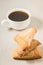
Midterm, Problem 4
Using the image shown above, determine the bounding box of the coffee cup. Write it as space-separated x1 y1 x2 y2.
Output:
1 8 31 30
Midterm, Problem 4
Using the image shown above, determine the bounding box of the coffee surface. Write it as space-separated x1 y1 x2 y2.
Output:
8 11 29 21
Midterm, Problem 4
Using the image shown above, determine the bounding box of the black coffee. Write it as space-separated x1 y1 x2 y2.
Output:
8 11 29 21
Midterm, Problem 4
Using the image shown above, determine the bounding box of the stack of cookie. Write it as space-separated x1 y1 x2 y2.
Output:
11 28 42 60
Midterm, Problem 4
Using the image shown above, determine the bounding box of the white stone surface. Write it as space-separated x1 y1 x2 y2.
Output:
0 0 43 65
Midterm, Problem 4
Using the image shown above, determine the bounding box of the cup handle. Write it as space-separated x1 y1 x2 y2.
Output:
1 19 9 27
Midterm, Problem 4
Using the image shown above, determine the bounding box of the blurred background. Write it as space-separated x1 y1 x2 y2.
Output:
0 0 43 23
0 0 43 65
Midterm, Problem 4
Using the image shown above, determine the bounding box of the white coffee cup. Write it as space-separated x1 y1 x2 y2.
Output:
1 8 31 30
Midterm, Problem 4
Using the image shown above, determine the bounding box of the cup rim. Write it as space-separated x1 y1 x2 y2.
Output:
7 8 31 23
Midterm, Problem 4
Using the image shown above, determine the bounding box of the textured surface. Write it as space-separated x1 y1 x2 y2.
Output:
0 0 43 65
